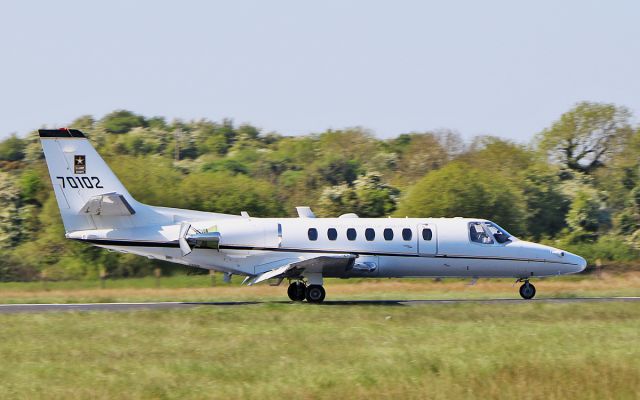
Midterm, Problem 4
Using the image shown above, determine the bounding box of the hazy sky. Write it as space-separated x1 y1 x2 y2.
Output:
1 1 638 142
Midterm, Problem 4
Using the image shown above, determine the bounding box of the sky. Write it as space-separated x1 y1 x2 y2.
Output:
1 0 639 142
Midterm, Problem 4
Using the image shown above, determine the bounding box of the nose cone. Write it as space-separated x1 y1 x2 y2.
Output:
545 245 587 274
572 254 588 273
556 250 587 274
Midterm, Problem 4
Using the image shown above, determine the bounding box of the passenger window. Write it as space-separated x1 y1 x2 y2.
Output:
308 228 318 241
383 228 394 241
469 222 493 244
347 228 357 241
402 228 412 241
327 228 337 241
365 228 375 241
422 228 432 241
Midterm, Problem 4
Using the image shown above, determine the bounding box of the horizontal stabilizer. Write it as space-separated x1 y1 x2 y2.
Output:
79 192 136 216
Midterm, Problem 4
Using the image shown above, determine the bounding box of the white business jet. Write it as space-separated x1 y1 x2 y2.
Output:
39 129 586 302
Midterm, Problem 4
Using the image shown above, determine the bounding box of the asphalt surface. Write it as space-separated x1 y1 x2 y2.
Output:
0 297 639 313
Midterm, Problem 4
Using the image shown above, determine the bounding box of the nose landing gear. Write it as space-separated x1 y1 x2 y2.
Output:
519 280 536 300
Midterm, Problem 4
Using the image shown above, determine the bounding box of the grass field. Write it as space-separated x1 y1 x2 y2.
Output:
0 272 639 304
1 274 639 399
0 302 639 399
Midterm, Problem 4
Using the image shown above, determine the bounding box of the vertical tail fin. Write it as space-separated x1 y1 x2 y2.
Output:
39 129 164 232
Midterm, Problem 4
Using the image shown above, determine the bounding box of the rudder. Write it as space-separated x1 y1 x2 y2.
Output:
39 128 163 232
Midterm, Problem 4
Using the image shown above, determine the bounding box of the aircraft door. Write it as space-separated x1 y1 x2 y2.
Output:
417 224 437 255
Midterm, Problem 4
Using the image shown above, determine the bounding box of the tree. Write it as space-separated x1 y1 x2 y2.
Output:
19 169 44 205
538 102 632 174
353 173 400 217
317 172 399 217
2 106 638 281
521 165 570 239
201 158 249 175
0 134 26 161
317 183 357 217
113 127 170 156
395 162 526 235
393 133 448 181
388 130 464 186
314 157 361 186
566 191 602 236
616 186 640 235
316 129 376 163
459 136 536 176
592 126 640 212
100 110 146 134
70 115 95 131
0 172 22 247
178 172 283 216
109 156 183 208
264 137 317 176
191 120 235 156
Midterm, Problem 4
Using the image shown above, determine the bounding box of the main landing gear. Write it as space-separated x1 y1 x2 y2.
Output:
519 280 536 300
287 281 306 301
287 281 326 303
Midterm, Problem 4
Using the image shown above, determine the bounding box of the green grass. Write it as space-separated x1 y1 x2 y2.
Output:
0 272 639 304
0 273 601 292
0 274 218 291
0 302 638 399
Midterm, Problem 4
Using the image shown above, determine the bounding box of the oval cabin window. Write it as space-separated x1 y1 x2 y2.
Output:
327 228 337 241
402 228 412 241
383 228 394 241
422 228 432 241
365 228 375 241
346 228 357 241
308 228 318 241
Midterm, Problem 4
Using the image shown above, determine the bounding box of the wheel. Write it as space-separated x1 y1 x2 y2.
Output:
305 285 326 303
519 281 536 300
287 281 306 301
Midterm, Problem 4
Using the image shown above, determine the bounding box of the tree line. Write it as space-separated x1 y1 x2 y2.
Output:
0 102 639 280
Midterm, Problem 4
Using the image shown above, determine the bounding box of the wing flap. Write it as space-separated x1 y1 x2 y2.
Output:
251 263 295 285
247 254 356 285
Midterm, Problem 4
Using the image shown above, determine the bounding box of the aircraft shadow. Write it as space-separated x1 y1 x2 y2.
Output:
182 297 640 307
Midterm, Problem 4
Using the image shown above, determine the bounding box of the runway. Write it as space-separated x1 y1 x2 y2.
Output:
0 296 639 313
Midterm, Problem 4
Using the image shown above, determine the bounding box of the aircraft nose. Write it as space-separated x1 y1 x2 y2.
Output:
562 252 587 273
574 255 587 273
549 247 587 274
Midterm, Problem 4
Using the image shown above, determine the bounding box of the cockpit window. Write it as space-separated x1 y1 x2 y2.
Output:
485 222 512 244
469 222 494 244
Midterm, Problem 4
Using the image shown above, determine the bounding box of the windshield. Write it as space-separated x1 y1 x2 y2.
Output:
469 222 494 244
484 222 513 244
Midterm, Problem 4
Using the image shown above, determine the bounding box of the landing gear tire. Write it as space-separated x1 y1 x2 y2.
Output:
287 281 306 302
519 281 536 300
305 285 326 303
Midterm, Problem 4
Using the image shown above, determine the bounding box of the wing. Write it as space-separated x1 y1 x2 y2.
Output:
246 254 356 285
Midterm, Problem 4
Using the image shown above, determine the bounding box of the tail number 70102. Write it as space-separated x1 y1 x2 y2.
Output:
56 176 104 189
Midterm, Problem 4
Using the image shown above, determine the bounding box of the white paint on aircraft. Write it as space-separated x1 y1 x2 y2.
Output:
38 129 587 302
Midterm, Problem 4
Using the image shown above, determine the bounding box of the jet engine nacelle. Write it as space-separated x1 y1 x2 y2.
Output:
216 220 282 249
